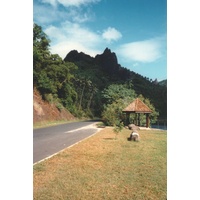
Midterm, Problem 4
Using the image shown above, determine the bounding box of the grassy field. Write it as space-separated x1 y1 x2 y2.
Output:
33 127 167 200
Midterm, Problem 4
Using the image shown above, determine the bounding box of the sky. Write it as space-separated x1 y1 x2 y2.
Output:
33 0 167 81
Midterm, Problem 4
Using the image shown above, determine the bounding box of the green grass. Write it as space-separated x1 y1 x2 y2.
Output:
33 128 167 200
33 119 84 129
33 118 101 129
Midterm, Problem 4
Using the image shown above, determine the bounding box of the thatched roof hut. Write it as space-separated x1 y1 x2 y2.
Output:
123 98 152 113
123 98 152 127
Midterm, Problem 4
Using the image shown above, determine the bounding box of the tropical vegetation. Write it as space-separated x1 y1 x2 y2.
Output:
33 23 167 127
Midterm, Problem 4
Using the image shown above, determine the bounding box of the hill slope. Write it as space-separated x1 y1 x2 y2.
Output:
33 88 76 125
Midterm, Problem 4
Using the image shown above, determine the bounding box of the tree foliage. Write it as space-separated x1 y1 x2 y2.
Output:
102 84 136 104
101 84 159 127
101 84 136 126
135 94 159 126
33 23 78 112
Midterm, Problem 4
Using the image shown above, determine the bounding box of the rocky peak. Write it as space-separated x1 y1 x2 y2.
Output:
103 47 112 54
64 48 120 76
94 48 119 74
64 50 93 63
95 48 118 64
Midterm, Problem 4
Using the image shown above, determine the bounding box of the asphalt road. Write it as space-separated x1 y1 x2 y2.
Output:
33 120 100 164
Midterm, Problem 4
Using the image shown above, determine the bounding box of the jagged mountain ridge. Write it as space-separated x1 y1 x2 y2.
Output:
64 47 166 85
64 48 138 83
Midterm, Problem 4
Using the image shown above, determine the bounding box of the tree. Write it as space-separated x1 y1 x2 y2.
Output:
87 84 98 110
102 99 126 126
101 84 159 127
33 23 78 114
101 84 137 126
136 94 159 125
102 84 136 105
33 23 51 73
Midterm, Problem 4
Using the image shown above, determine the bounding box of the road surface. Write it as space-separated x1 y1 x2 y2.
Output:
33 120 100 164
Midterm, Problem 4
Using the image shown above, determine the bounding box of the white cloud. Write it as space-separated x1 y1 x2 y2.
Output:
68 8 92 23
44 21 103 58
34 1 95 25
41 0 101 7
117 37 165 63
33 4 60 24
102 27 122 42
41 0 57 7
61 21 100 44
50 41 100 58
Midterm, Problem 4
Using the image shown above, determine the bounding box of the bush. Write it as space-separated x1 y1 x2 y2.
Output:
56 102 64 111
101 99 126 126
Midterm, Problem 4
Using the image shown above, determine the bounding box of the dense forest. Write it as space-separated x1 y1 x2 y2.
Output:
33 23 167 127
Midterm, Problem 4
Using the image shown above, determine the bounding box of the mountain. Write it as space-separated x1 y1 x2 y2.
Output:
64 48 139 84
64 48 167 120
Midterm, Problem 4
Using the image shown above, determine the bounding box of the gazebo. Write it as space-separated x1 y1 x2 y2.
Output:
122 98 152 128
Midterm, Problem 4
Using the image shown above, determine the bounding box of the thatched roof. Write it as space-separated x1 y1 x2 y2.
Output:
123 98 152 113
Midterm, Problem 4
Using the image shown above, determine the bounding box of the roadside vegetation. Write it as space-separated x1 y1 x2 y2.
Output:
34 127 167 200
33 120 75 129
33 119 89 129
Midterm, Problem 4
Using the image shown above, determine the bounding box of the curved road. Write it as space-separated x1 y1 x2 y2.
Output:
33 120 100 164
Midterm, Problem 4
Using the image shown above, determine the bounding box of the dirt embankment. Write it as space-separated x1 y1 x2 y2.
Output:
33 88 76 124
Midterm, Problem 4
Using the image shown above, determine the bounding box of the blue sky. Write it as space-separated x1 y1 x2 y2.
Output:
33 0 167 81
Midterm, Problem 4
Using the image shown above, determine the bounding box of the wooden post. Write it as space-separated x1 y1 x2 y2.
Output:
126 112 130 125
134 113 137 125
138 113 140 126
146 113 150 128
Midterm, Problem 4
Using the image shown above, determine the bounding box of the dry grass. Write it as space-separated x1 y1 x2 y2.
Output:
33 127 167 200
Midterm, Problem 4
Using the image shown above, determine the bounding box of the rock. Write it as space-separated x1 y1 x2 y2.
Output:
129 132 140 141
128 124 140 132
